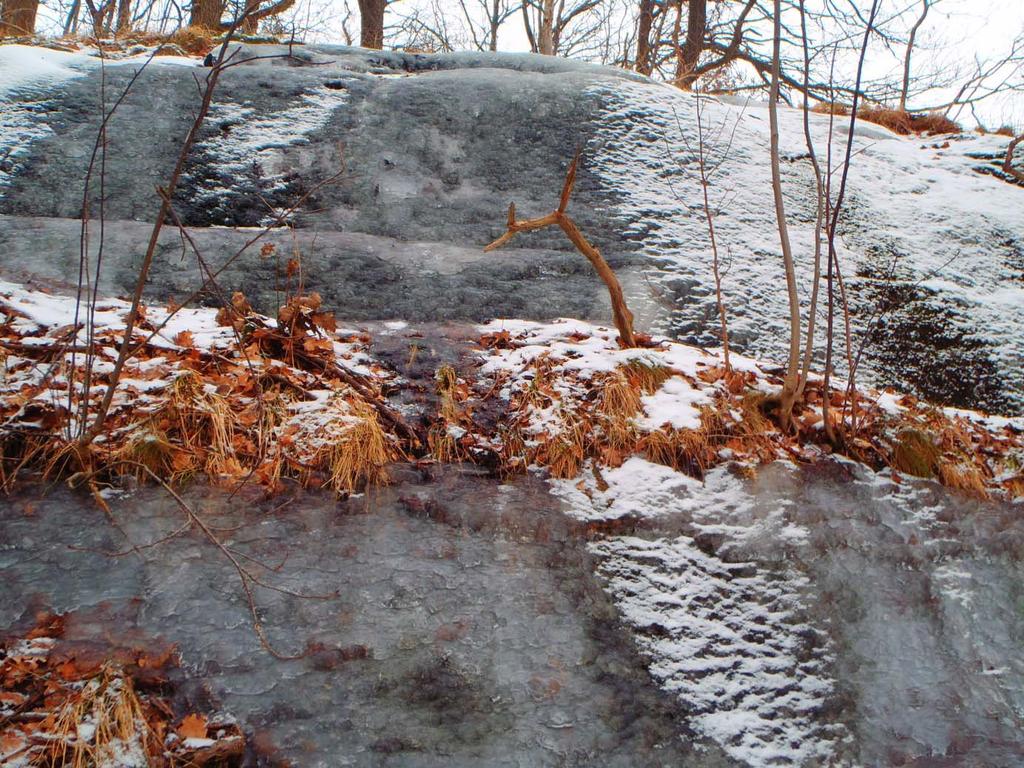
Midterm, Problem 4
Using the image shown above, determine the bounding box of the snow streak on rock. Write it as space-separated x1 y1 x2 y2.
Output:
188 83 351 221
0 46 88 193
590 533 851 767
585 78 1024 414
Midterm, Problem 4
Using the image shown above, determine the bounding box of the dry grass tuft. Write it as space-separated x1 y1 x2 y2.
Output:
118 428 175 480
46 665 151 768
435 364 460 422
166 26 217 54
892 428 941 478
637 406 720 477
161 370 237 477
639 428 675 467
812 101 849 116
544 417 590 479
731 391 777 460
622 359 672 394
937 462 989 499
323 402 394 492
812 102 960 135
428 423 461 464
859 107 960 135
497 425 527 476
599 371 642 422
1004 474 1024 499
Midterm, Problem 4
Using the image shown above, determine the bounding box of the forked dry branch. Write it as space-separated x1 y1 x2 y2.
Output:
484 154 637 348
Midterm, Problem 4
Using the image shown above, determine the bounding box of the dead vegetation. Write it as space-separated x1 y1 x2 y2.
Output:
0 287 417 497
812 102 961 135
0 614 246 767
484 153 640 349
448 323 1024 501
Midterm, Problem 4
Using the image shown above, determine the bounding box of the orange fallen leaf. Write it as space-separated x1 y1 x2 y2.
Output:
1 731 26 757
178 713 207 740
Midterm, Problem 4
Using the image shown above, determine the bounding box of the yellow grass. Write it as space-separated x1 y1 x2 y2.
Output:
47 665 151 768
622 359 672 394
323 402 394 492
892 428 941 478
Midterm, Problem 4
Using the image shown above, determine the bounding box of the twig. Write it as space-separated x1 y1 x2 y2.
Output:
74 459 334 659
484 152 637 348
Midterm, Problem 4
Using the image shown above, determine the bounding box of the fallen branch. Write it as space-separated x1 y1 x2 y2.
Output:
484 153 637 348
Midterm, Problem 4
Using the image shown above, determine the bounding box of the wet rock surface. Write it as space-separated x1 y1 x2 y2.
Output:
0 467 736 768
0 46 636 326
4 453 1024 765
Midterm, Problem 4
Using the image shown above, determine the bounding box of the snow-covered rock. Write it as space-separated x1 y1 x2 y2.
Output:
0 43 1021 414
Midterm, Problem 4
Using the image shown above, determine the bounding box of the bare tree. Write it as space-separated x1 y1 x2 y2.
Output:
84 0 117 35
1 0 41 35
634 0 655 73
458 0 519 51
358 0 386 46
675 0 708 88
794 0 825 410
898 0 938 111
693 94 732 369
767 0 800 430
190 0 224 28
538 0 554 53
521 0 604 56
116 0 133 31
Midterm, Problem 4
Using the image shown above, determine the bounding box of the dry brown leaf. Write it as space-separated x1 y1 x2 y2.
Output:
1 731 26 756
174 330 194 348
178 713 208 740
311 311 337 333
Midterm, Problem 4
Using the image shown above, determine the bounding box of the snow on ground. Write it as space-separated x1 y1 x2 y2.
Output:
478 317 772 442
586 78 1024 414
475 316 1023 765
0 45 90 191
0 281 387 467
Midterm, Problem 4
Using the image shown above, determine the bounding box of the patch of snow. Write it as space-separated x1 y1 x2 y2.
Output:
550 456 701 522
0 45 91 98
189 82 353 211
590 533 851 765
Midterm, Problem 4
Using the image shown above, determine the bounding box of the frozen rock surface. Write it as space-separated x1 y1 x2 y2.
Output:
3 455 1024 766
0 466 734 768
0 43 1022 412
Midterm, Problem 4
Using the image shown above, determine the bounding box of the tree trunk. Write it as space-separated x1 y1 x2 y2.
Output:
538 0 555 55
189 0 223 28
899 0 930 112
357 0 385 48
487 0 500 51
635 0 654 75
63 0 82 34
0 0 40 36
115 0 132 32
768 0 802 431
675 0 705 89
242 0 259 32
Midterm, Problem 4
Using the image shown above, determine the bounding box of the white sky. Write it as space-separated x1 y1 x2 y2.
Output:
31 0 1024 126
